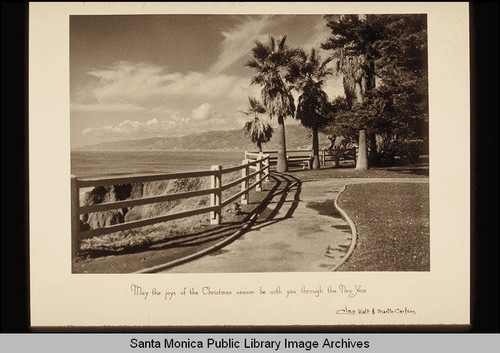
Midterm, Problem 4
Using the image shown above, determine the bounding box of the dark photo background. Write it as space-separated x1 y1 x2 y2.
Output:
469 2 499 333
1 2 498 332
2 1 29 333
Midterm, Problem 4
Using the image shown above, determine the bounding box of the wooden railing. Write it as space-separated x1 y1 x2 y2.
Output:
246 150 315 169
320 147 357 165
246 149 315 156
71 155 270 257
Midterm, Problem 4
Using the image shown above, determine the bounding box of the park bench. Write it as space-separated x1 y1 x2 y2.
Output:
286 155 314 169
266 155 313 169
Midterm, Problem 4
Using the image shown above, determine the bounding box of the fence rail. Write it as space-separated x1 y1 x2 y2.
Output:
245 150 314 169
247 149 358 167
71 155 270 257
320 147 357 165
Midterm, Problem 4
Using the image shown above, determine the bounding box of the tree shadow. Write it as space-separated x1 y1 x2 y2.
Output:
250 172 302 231
389 167 429 176
134 177 286 251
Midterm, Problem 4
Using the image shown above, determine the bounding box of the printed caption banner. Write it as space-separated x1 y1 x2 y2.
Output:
2 334 500 352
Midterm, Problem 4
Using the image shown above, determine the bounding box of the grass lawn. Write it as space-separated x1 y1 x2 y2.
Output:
337 182 430 271
289 163 429 182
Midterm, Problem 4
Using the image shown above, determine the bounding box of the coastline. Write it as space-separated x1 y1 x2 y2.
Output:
71 147 318 153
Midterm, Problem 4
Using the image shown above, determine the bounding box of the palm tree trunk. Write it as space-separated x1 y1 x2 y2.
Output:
355 80 369 170
334 155 340 168
369 132 378 166
312 125 320 169
356 129 369 170
276 116 288 172
257 141 262 152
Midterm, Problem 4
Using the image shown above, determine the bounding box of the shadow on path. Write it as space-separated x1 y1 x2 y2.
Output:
251 172 302 231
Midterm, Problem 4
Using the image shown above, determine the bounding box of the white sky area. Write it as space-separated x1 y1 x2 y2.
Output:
70 15 344 148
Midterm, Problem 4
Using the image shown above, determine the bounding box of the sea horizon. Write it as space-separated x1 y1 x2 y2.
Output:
71 149 248 178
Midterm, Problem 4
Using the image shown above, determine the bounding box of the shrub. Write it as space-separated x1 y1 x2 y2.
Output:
378 138 427 165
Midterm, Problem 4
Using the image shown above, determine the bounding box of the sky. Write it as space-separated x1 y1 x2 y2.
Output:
70 15 344 148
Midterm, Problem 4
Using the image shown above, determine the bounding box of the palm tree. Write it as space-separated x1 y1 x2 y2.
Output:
322 15 377 170
246 35 296 172
288 48 333 169
241 97 273 152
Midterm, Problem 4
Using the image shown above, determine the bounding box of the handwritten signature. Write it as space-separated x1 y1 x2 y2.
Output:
336 307 417 315
336 307 356 315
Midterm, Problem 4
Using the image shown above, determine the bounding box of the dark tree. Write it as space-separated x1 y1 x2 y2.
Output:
322 14 428 167
322 14 378 169
288 48 333 169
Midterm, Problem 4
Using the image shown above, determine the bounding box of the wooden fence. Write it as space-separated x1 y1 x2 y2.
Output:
71 155 270 257
245 150 314 169
320 147 357 166
247 148 359 168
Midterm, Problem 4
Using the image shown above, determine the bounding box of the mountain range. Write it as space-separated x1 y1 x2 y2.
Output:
75 124 332 151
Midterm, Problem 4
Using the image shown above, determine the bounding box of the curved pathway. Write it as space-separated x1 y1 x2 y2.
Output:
162 174 428 273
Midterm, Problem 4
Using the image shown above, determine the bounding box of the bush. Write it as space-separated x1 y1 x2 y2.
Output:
400 140 427 164
378 139 427 165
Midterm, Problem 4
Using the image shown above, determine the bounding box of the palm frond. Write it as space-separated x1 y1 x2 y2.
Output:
242 116 274 145
251 41 270 61
278 35 288 51
245 59 262 70
238 110 251 116
250 75 264 85
246 35 297 121
269 36 276 52
319 56 334 73
248 97 267 114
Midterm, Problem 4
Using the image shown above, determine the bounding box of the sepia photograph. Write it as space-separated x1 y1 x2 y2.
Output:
29 2 470 327
70 14 429 274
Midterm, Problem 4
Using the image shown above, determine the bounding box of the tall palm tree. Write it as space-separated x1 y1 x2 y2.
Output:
241 97 273 152
322 14 377 170
288 48 333 169
246 35 296 172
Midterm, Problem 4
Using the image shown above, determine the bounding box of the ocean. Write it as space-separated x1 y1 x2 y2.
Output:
71 150 246 178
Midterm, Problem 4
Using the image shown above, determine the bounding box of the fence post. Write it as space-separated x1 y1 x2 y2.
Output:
256 152 263 191
263 154 270 181
210 165 222 225
241 159 249 205
71 175 80 260
321 148 325 166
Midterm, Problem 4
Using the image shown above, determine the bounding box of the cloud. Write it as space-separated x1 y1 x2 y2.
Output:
82 117 160 137
300 18 332 52
210 16 272 74
71 102 146 112
191 103 212 121
72 16 345 147
146 118 158 126
81 103 249 140
72 61 258 112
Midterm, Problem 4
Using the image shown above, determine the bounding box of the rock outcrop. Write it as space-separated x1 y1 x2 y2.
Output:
80 178 212 231
81 183 144 229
